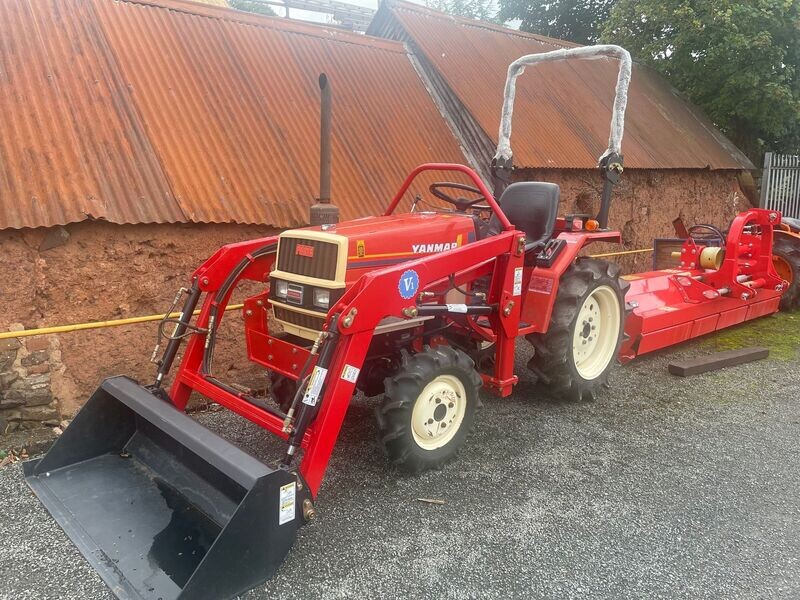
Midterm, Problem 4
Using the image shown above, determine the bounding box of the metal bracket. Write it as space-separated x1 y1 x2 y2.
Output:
341 307 357 328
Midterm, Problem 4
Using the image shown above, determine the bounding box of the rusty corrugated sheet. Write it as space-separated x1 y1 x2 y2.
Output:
371 1 754 171
0 0 184 230
0 0 467 230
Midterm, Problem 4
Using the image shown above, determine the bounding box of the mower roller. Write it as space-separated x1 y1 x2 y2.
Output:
26 46 794 599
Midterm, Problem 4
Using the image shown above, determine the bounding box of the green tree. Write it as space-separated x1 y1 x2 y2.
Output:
426 0 499 22
602 0 800 162
229 0 277 17
498 0 617 44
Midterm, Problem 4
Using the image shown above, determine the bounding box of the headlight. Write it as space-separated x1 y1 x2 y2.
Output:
274 280 288 298
313 288 330 309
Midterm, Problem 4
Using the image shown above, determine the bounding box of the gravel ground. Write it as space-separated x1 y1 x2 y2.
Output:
1 316 799 600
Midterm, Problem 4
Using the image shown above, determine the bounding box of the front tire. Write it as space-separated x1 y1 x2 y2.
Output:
526 258 628 401
377 346 481 472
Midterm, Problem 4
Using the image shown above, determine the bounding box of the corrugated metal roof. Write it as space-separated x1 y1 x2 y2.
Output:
370 1 754 171
0 0 466 230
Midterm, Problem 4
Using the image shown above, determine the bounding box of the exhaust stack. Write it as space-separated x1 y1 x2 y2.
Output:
310 73 339 226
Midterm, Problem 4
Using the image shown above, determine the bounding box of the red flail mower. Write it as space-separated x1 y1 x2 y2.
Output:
25 46 798 600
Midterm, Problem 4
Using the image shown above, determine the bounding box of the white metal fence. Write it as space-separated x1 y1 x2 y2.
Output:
761 152 800 218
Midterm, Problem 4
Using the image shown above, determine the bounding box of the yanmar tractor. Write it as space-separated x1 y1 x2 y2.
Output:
25 46 792 600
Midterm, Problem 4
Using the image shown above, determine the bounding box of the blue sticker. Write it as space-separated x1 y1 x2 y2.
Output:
398 269 420 300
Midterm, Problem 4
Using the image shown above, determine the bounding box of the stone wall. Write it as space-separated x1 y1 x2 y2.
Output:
0 168 750 428
0 330 62 433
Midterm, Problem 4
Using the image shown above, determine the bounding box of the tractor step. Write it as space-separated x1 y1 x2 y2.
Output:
25 376 309 600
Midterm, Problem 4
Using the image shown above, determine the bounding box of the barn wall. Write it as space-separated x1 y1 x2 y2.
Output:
0 167 750 429
516 168 751 271
0 222 279 432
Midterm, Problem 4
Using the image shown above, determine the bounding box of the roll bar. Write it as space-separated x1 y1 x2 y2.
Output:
385 163 514 231
491 45 632 228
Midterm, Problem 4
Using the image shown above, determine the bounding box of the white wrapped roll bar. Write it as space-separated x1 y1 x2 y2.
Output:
494 44 632 166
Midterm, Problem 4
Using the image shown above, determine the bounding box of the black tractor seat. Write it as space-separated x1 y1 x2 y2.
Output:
486 182 560 264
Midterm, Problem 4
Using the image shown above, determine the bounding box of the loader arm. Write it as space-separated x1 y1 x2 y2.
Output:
299 227 526 489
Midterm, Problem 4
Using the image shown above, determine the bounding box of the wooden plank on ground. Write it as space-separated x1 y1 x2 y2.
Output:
668 347 770 377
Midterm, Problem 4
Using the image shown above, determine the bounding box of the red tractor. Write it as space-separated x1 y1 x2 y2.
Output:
25 46 790 600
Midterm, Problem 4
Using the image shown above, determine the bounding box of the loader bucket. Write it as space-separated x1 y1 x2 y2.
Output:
24 376 308 600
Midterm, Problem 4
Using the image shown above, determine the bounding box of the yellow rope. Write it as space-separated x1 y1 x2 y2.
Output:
0 304 244 340
588 247 654 258
0 247 657 341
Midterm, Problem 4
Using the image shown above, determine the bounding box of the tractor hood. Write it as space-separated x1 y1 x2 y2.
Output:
270 212 479 339
284 212 479 273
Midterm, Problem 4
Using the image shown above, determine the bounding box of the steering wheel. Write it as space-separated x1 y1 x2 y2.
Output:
429 182 491 212
688 224 726 247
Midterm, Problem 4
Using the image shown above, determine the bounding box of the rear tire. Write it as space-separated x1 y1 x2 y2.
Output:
377 346 481 472
773 234 800 310
526 258 628 401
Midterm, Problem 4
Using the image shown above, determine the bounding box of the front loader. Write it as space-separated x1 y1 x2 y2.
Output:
25 45 790 600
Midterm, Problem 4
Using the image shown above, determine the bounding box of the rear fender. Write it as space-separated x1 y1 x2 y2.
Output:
519 230 622 332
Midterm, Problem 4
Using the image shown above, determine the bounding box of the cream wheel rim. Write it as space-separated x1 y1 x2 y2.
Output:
410 374 467 450
572 285 621 380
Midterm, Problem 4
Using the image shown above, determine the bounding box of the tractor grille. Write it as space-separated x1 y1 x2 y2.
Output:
277 237 339 280
273 306 326 332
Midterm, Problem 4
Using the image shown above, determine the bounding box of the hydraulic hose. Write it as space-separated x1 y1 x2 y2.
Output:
202 242 277 374
152 282 201 389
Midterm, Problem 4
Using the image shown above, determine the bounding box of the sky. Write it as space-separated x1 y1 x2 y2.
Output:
272 0 414 24
270 0 512 32
273 0 494 27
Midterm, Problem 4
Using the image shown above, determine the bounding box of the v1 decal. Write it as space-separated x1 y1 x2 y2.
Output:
398 269 420 300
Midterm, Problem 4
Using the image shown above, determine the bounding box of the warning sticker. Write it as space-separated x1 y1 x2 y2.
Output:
302 366 328 406
279 482 296 525
529 275 554 294
446 304 468 313
513 267 524 296
341 364 360 383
